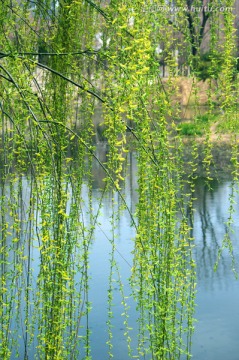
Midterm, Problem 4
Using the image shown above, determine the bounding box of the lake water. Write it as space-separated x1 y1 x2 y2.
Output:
192 179 239 360
2 151 239 359
72 169 239 360
88 172 239 359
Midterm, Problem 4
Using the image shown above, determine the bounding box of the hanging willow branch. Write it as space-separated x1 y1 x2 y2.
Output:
0 0 238 359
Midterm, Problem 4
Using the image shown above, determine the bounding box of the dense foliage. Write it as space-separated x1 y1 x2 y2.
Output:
0 0 238 359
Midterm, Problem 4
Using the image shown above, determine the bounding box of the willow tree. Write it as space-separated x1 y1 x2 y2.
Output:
0 0 237 359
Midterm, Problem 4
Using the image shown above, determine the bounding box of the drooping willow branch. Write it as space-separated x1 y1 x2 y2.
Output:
33 60 107 103
1 53 163 175
38 119 137 230
0 50 100 58
25 56 166 170
0 63 59 185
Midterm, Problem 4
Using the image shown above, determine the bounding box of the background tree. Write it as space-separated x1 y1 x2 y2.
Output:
0 1 238 359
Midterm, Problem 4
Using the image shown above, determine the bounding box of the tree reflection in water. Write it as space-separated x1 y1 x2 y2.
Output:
192 178 239 360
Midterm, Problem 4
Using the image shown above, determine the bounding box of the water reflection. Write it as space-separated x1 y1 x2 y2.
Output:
193 179 239 288
80 164 239 360
192 179 239 360
1 147 239 359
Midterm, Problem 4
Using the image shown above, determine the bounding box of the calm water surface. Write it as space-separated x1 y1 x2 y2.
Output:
4 152 239 359
192 180 239 360
88 176 239 359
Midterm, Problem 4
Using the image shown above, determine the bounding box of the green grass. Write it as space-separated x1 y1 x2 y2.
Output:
178 122 203 136
178 112 217 136
216 112 239 133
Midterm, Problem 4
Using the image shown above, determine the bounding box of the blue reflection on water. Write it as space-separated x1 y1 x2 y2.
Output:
85 177 239 359
192 179 239 360
4 169 239 359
